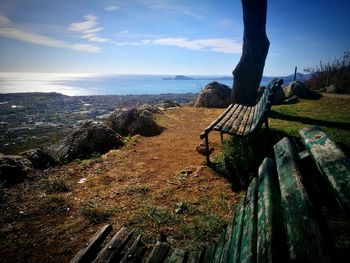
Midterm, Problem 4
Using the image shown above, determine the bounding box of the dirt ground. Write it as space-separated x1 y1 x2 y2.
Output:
0 106 240 263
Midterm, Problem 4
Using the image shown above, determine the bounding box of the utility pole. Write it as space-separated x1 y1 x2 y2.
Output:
293 66 297 81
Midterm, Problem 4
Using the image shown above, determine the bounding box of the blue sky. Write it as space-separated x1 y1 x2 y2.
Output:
0 0 349 76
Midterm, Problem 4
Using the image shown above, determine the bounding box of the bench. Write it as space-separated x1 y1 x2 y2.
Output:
199 79 284 165
299 125 350 216
72 129 349 263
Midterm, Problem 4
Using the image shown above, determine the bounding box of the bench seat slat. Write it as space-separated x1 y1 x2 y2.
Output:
221 104 244 133
237 106 253 135
243 104 256 136
274 137 330 263
228 106 248 134
214 104 239 130
299 125 350 215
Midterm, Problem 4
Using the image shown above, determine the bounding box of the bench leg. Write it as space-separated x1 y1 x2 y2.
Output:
264 118 269 131
204 133 211 166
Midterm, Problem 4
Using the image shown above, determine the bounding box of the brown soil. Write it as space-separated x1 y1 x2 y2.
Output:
0 106 241 263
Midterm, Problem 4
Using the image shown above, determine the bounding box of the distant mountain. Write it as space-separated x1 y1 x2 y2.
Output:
163 75 194 80
261 73 311 85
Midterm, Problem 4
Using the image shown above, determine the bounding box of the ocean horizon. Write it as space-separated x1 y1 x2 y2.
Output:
0 72 237 96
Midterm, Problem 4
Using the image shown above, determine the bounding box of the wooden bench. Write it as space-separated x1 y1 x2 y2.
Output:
299 125 350 216
199 79 284 164
72 131 349 262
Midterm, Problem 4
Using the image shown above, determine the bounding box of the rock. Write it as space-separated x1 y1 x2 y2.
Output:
0 155 33 185
139 104 161 114
283 81 321 99
194 82 231 108
326 84 336 93
21 148 57 170
106 107 163 136
283 96 299 104
52 121 123 162
157 100 180 109
272 86 286 105
196 142 214 155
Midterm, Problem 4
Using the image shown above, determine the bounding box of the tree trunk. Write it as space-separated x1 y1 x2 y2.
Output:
231 0 270 106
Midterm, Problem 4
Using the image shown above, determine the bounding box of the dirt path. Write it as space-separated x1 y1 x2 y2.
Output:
0 106 239 263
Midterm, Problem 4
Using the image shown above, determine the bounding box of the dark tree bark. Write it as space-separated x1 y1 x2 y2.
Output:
231 0 270 106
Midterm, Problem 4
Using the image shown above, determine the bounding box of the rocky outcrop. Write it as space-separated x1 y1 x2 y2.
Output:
52 121 123 162
271 86 287 105
106 107 163 136
284 81 321 99
194 82 231 108
0 155 33 185
157 100 180 110
21 148 57 170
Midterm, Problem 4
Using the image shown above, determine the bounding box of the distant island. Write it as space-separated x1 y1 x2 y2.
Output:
163 75 194 80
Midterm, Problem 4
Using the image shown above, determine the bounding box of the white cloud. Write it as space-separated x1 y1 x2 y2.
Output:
104 6 118 12
0 15 100 52
68 14 110 43
119 30 129 34
152 37 241 54
68 14 98 32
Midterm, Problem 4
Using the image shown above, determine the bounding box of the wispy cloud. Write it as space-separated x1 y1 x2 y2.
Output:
152 37 242 54
0 15 100 52
104 5 118 12
68 14 109 43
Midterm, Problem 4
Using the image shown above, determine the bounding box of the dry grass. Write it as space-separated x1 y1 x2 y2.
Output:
0 106 238 262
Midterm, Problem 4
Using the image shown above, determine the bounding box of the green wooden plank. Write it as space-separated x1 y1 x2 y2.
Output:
274 137 330 263
299 125 350 215
239 177 258 263
257 158 282 263
212 228 226 263
225 195 246 263
217 221 234 263
165 249 187 263
188 250 204 263
203 244 216 263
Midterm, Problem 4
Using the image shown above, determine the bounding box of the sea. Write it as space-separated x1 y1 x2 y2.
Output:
0 73 235 96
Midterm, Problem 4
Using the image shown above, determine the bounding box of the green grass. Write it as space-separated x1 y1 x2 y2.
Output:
79 200 117 224
270 97 350 150
42 176 71 194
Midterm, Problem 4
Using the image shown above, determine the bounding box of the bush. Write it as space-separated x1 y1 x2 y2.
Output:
215 130 268 189
43 176 71 194
304 51 350 93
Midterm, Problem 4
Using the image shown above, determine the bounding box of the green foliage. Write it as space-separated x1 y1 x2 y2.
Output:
215 131 268 189
304 51 350 93
79 200 117 224
122 185 150 196
41 195 70 214
43 176 71 194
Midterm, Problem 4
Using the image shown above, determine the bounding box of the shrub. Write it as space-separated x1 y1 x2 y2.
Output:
215 130 268 189
43 176 71 194
304 51 350 93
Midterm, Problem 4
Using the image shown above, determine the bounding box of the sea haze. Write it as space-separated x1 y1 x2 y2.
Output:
0 73 234 96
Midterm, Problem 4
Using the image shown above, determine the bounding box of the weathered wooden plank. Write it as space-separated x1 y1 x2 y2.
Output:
225 195 246 263
249 90 266 133
299 125 350 215
71 224 113 263
243 104 256 136
214 104 239 131
93 227 133 263
274 137 330 263
203 244 216 263
222 104 244 133
120 235 146 263
217 220 234 263
239 177 258 263
212 228 227 263
188 250 204 263
165 249 188 263
229 106 248 134
200 104 234 138
257 158 282 263
237 106 252 135
146 241 170 263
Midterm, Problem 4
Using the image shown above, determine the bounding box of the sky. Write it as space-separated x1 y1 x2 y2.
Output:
0 0 349 76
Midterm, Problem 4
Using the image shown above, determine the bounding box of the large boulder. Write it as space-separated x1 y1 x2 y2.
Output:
271 86 287 105
21 148 57 170
194 82 231 108
157 100 180 110
52 121 123 162
283 81 321 99
0 155 33 186
106 107 163 136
